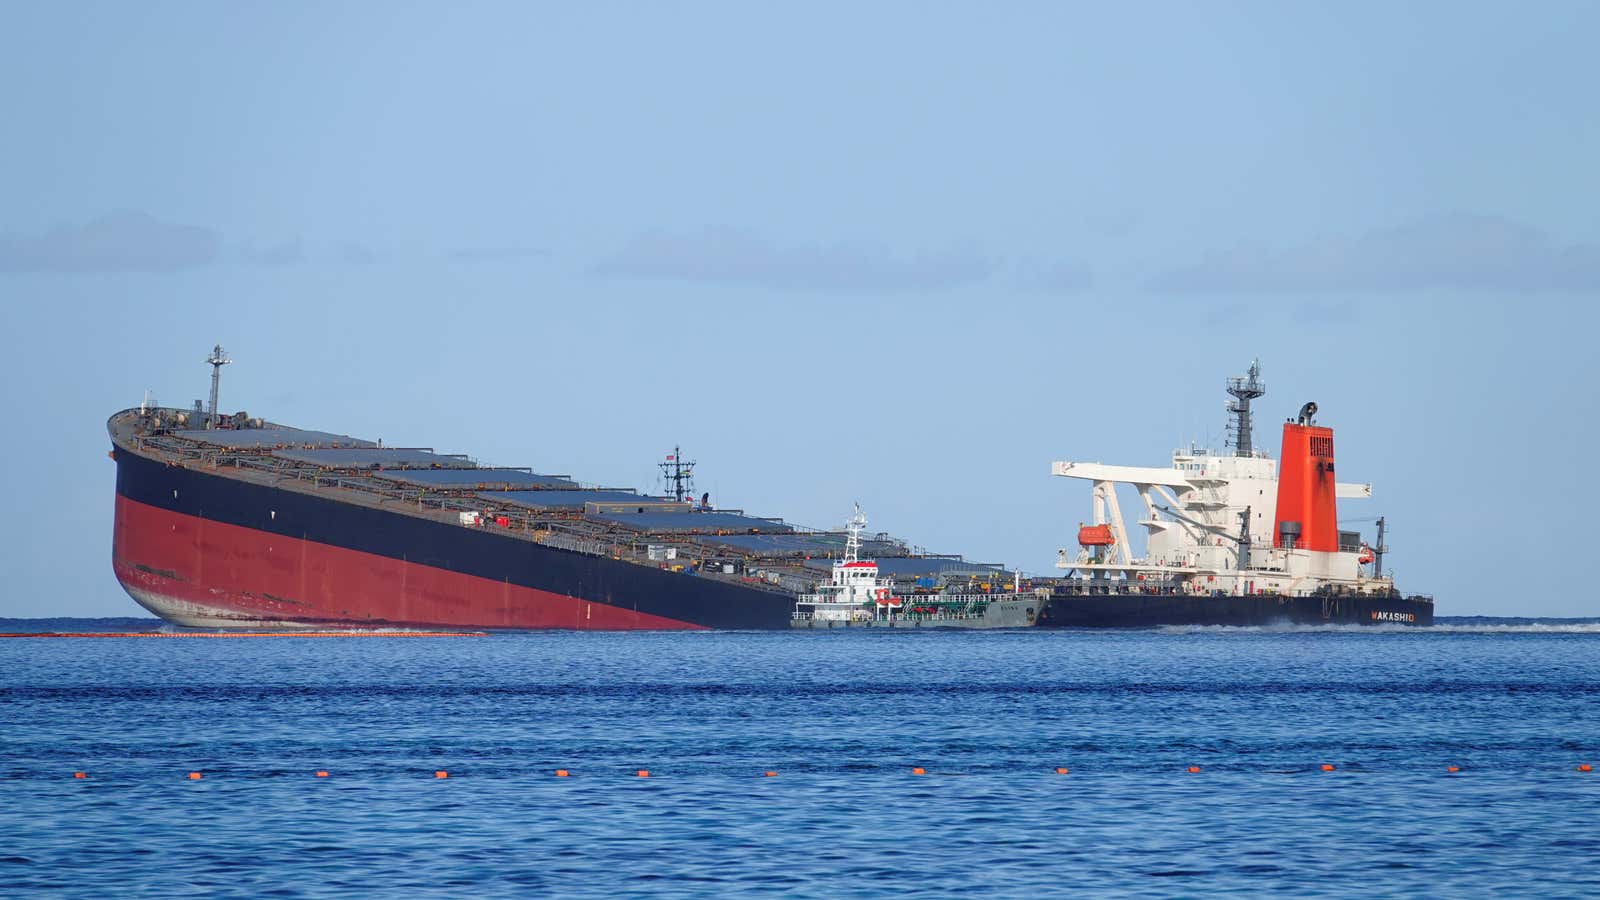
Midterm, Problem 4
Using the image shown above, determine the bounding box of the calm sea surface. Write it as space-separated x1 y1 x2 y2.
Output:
3 619 1599 897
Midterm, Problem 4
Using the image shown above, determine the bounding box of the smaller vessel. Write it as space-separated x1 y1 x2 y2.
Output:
791 505 1042 628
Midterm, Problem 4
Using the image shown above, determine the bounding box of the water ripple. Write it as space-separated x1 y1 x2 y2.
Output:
2 627 1598 896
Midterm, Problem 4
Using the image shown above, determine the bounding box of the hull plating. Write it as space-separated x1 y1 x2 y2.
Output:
110 450 794 630
1037 591 1434 627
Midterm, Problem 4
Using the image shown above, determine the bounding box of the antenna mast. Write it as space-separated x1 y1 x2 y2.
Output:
658 446 695 502
1372 516 1388 578
205 344 231 429
843 503 866 564
1225 358 1266 457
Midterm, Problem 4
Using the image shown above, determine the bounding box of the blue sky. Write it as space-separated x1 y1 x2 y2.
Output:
1 2 1596 617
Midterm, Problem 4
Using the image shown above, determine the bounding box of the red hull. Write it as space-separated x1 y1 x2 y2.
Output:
112 495 704 630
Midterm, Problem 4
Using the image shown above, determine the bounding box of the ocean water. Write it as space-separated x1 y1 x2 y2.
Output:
3 621 1599 897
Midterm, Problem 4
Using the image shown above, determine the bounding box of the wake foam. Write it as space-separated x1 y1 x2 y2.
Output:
1156 620 1600 635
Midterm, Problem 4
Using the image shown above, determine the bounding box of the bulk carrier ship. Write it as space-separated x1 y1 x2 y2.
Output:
108 349 1430 630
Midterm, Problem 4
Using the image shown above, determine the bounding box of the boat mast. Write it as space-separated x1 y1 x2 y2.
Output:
658 446 695 502
1372 515 1387 577
1226 359 1266 457
205 344 231 429
844 503 866 564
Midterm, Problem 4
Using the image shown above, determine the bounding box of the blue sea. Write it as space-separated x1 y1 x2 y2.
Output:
3 618 1599 897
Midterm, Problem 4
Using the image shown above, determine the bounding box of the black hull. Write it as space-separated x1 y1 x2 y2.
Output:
1037 591 1434 627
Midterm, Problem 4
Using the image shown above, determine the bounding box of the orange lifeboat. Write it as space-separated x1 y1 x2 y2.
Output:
1078 524 1115 546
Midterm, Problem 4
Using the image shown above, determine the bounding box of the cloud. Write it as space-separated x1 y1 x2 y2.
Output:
448 246 553 262
1151 213 1600 293
590 226 997 291
238 237 392 266
1289 299 1361 325
1013 257 1094 292
242 237 305 266
336 241 378 265
0 211 220 274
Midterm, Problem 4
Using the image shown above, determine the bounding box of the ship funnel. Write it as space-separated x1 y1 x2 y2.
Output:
1272 406 1337 552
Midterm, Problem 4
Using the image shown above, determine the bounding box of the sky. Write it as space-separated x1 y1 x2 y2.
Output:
1 1 1597 617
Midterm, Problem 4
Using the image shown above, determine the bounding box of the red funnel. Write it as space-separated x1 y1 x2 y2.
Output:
1273 422 1338 552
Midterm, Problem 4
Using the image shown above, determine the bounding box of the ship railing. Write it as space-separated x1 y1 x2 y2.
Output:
897 593 1018 607
747 572 815 595
791 610 874 622
535 531 616 557
791 609 990 623
1182 489 1228 508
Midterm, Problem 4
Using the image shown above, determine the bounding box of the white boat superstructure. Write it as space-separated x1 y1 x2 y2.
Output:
793 504 900 623
1052 361 1394 599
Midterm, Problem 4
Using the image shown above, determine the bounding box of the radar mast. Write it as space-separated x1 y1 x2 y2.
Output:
659 446 696 503
205 344 231 429
1225 359 1266 457
843 503 866 564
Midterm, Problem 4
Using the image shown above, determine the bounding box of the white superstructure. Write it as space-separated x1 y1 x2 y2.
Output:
794 504 899 623
1052 361 1392 599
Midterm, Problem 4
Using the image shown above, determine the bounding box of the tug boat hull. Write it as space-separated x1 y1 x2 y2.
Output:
790 596 1043 629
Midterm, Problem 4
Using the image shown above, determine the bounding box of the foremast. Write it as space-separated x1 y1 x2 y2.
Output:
842 502 866 564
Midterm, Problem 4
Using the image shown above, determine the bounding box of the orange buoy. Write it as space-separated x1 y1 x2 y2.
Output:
314 770 329 778
911 767 926 775
636 770 650 778
187 772 202 780
1187 766 1201 774
555 769 570 777
73 772 87 779
434 770 448 779
1446 766 1460 773
1054 767 1069 775
1579 764 1593 773
763 771 777 777
1319 764 1335 772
